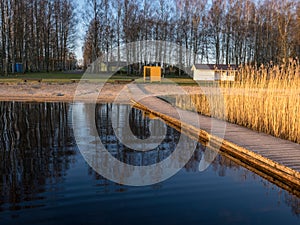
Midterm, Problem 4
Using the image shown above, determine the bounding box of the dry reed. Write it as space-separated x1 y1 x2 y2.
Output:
176 60 300 144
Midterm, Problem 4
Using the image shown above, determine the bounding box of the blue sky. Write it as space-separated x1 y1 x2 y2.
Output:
74 0 85 60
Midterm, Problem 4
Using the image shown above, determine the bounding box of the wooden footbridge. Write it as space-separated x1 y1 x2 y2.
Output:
128 84 300 195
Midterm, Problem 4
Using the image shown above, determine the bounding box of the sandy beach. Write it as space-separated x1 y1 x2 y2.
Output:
0 82 203 103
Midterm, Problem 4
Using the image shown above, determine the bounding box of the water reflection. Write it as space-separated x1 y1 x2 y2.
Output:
76 103 203 185
0 102 299 221
0 102 76 211
95 103 181 166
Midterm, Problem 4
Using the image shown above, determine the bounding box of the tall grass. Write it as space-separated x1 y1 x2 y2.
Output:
176 60 300 144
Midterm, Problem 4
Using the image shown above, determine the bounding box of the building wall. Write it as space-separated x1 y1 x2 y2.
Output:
219 71 235 81
193 69 235 81
144 66 161 82
214 71 223 80
193 69 215 81
150 67 162 82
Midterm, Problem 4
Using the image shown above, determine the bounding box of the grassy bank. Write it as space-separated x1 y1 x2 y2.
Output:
0 71 198 85
0 71 84 83
0 71 140 83
176 60 300 144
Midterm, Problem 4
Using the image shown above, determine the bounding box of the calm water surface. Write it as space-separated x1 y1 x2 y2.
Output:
0 102 300 225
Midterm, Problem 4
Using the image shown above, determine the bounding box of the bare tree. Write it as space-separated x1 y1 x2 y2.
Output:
0 0 76 75
81 0 300 71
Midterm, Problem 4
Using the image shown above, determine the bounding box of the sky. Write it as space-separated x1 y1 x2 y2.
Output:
74 0 86 60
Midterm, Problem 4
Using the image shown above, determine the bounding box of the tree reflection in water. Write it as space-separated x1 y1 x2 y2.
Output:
95 103 181 166
0 102 299 217
0 102 76 211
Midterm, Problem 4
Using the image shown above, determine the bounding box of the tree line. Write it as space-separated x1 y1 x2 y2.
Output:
0 0 77 76
83 0 300 69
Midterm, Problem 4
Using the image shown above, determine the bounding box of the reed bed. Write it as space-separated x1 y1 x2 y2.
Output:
176 60 300 144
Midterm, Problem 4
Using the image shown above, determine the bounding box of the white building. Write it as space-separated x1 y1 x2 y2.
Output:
192 64 237 81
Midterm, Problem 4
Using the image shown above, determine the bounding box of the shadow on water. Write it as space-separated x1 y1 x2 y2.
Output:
0 102 300 222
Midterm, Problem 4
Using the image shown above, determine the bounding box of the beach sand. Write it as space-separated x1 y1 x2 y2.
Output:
0 82 202 103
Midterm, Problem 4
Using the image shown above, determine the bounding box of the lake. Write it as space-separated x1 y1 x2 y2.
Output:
0 102 299 225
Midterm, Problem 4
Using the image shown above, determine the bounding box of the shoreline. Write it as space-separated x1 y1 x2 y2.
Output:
1 82 298 145
0 82 202 103
0 82 130 103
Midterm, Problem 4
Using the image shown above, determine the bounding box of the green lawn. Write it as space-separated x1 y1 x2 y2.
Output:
0 71 83 82
0 71 198 85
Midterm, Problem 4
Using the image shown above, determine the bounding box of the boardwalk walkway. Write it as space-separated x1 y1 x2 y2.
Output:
127 84 300 193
